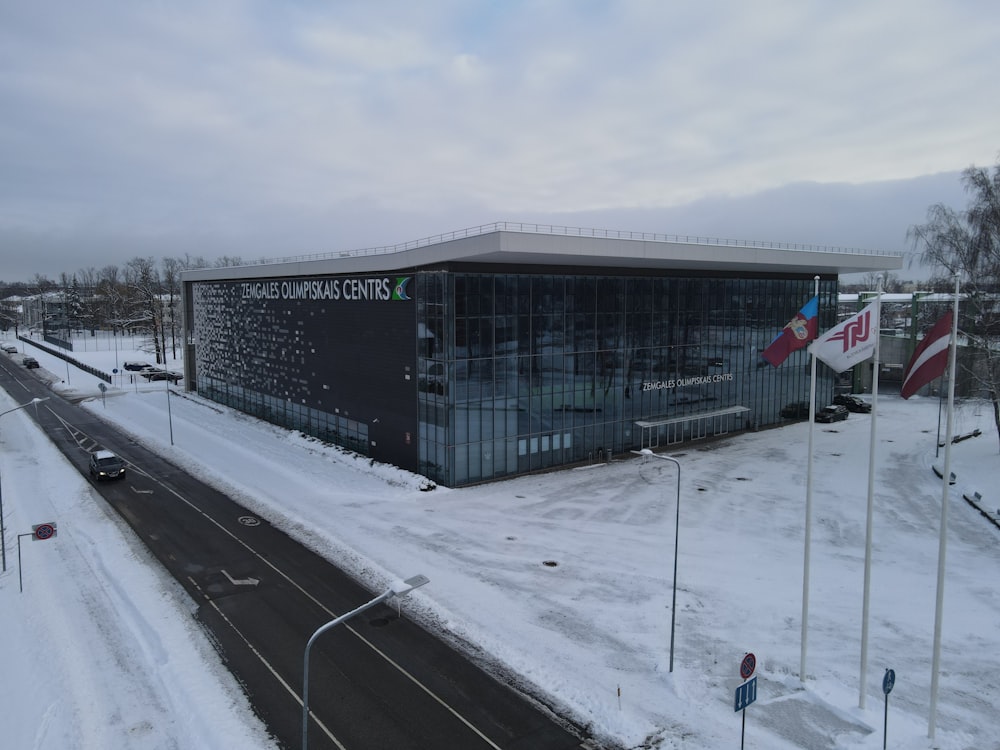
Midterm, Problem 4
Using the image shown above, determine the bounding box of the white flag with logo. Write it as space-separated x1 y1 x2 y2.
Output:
809 298 879 373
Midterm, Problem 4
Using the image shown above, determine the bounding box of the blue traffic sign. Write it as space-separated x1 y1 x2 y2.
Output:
734 675 757 712
882 669 895 696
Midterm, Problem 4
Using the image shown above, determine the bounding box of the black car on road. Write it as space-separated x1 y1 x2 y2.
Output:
23 356 40 369
89 450 126 480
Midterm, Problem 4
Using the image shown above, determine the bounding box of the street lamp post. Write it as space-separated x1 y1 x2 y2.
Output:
164 367 174 446
633 448 681 672
0 397 49 571
302 574 429 750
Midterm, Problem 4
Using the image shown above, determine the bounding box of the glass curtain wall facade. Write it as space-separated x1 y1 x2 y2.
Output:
417 270 836 486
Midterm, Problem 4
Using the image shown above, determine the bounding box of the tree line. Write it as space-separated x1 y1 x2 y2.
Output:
0 254 247 365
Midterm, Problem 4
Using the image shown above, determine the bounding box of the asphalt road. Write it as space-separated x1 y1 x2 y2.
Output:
1 354 590 750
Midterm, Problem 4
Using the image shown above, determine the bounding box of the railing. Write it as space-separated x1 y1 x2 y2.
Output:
44 334 72 351
18 335 112 384
242 221 903 268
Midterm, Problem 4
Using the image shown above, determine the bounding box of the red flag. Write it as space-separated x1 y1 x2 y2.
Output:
762 296 818 367
900 312 953 399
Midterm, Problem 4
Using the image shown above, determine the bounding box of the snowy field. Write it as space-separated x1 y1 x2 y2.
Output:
1 332 998 750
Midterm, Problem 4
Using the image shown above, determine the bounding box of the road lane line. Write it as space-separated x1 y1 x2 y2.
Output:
188 577 346 750
48 405 506 750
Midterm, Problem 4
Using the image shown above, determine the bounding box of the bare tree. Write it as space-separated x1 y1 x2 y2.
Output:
0 293 18 333
183 253 209 269
75 266 102 331
77 266 98 288
161 257 185 359
124 257 164 363
909 156 1000 450
29 274 56 293
97 264 126 332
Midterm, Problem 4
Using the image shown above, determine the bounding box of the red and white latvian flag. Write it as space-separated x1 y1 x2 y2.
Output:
809 298 879 373
900 311 953 399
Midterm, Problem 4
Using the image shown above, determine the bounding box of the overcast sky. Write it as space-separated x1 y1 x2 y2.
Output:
1 1 997 282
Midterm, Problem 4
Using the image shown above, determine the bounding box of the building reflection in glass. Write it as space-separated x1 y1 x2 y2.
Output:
417 271 836 486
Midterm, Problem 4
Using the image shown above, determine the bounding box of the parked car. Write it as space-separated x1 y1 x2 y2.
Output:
833 394 872 413
23 356 40 369
2 345 17 354
815 404 849 423
141 368 182 383
780 401 811 419
89 449 126 481
123 361 152 371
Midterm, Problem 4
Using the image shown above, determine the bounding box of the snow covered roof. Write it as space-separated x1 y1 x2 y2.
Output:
182 222 903 282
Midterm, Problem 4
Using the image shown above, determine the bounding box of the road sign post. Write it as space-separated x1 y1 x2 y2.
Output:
18 522 58 593
734 653 758 750
882 668 895 750
734 675 757 711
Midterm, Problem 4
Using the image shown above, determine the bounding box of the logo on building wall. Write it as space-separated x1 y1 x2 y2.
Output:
393 277 412 301
642 372 735 391
239 276 413 302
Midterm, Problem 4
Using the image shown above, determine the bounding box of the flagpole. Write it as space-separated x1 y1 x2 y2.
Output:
929 275 960 739
858 278 883 709
800 275 820 682
935 388 944 458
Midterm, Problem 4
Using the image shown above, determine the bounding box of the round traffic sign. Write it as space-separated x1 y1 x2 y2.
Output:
740 652 756 681
882 668 895 695
34 523 56 541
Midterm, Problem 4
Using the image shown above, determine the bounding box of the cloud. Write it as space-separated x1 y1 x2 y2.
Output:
0 1 997 280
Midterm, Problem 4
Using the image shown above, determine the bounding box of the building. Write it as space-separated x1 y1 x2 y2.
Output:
180 223 901 487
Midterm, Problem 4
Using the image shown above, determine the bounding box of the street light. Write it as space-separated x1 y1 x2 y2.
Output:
164 366 174 446
0 397 49 572
633 448 681 672
302 574 430 750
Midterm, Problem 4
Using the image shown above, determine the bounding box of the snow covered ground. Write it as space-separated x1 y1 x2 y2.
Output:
1 332 999 750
